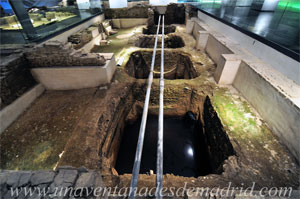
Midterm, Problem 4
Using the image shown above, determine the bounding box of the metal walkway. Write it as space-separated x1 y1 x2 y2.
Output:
129 15 165 199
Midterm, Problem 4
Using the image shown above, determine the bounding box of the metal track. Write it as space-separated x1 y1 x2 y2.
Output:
156 14 165 199
129 15 162 199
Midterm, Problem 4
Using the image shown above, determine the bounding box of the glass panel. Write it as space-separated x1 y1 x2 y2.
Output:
183 0 300 54
0 0 27 45
0 0 103 45
26 0 103 40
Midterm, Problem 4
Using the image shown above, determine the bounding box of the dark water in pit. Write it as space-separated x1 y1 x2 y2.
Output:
115 113 212 177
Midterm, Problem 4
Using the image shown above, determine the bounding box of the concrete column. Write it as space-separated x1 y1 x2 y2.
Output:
196 31 209 51
8 0 38 40
186 19 194 34
214 54 241 85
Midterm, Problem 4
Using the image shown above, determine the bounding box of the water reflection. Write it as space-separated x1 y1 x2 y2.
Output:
187 146 194 158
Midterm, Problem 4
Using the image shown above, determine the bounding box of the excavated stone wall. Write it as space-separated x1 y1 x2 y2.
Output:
94 80 236 188
135 34 185 48
0 167 105 198
185 3 199 19
143 24 176 35
0 40 107 109
153 3 186 25
142 4 185 35
124 50 198 79
0 54 37 110
68 30 93 50
25 41 106 68
113 95 235 176
104 5 149 19
68 22 110 50
201 96 236 173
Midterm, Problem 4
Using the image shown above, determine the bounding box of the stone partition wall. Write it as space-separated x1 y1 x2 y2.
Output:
104 5 149 19
0 53 37 110
205 35 233 66
68 29 93 50
233 61 300 163
26 41 106 68
26 41 117 90
187 13 300 163
0 167 106 199
111 18 148 29
197 10 300 84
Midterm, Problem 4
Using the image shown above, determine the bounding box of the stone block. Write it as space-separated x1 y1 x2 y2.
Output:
3 190 16 199
196 31 209 51
6 172 21 188
88 27 100 38
214 54 241 85
186 19 194 34
26 41 106 68
53 169 78 187
100 40 108 46
111 19 121 29
30 171 55 186
205 35 233 65
101 33 107 40
0 172 8 196
75 172 95 189
18 172 32 187
31 56 116 90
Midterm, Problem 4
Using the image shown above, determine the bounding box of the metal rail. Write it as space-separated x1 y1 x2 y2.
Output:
156 15 164 199
129 15 161 199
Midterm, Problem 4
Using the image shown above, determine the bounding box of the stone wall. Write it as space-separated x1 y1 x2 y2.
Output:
0 54 37 110
142 25 176 35
202 96 235 173
68 29 94 50
68 22 110 49
104 5 149 19
25 41 106 68
124 50 198 80
185 3 198 19
153 3 186 25
0 167 106 199
143 4 185 35
135 34 185 48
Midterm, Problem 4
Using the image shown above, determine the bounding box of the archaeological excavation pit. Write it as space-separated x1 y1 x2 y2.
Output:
143 25 176 35
102 92 235 179
1 2 300 196
124 50 199 79
135 34 185 48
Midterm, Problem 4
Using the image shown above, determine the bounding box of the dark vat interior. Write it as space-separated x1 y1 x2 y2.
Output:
143 25 176 35
115 113 209 177
124 51 198 79
115 97 236 177
136 34 185 48
153 4 186 25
